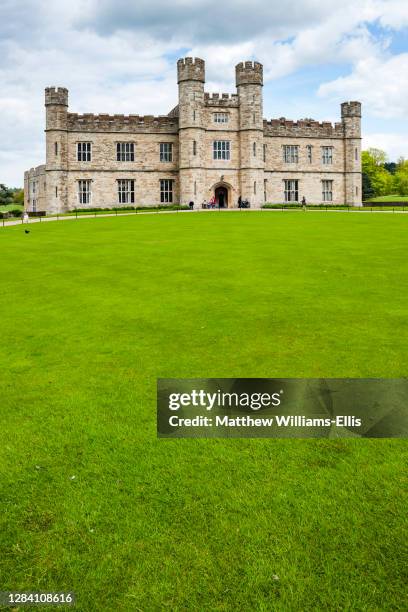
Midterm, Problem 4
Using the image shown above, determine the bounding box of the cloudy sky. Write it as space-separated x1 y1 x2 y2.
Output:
1 0 408 186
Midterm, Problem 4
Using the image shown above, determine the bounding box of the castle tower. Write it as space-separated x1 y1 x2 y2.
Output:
45 87 69 212
236 61 264 207
342 101 362 206
177 58 206 205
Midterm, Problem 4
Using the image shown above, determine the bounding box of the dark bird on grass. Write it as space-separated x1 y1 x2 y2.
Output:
25 230 30 234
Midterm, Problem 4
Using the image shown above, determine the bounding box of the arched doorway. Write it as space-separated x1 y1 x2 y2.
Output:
215 186 228 208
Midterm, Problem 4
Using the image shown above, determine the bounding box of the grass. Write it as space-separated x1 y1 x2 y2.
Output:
0 212 407 611
365 194 408 202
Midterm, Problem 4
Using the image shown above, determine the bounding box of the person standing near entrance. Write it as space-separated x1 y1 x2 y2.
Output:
189 201 194 210
238 195 242 208
301 196 307 211
23 211 29 224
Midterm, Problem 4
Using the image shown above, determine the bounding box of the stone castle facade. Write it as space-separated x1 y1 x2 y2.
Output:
24 57 362 212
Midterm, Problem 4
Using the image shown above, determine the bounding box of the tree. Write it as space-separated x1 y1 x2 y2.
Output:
361 149 393 198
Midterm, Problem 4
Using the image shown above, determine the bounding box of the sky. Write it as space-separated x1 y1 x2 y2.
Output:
1 0 408 187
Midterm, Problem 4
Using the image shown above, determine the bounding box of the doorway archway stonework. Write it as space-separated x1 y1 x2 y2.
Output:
209 181 234 208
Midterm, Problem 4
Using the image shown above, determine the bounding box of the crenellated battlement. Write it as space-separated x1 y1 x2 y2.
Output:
45 87 68 106
204 92 239 107
177 57 205 83
235 61 263 86
341 101 361 118
66 113 179 133
263 117 344 138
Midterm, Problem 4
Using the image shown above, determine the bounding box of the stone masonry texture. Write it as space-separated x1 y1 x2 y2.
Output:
24 59 362 213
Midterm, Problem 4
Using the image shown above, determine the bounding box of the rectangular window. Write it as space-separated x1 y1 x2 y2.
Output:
253 142 256 157
32 199 36 212
355 147 358 161
322 146 333 164
307 145 312 163
78 180 91 205
283 145 298 163
284 179 299 202
214 113 228 123
117 179 135 204
55 142 58 156
193 141 197 156
77 142 92 162
32 181 36 194
322 180 333 202
213 140 230 160
254 181 257 195
264 179 267 202
55 186 58 198
263 144 267 163
160 179 173 203
160 143 173 162
116 142 135 162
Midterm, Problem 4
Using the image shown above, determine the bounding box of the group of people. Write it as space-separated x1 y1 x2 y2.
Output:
201 197 217 209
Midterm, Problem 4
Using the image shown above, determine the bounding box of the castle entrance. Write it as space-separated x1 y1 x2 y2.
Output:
215 186 228 208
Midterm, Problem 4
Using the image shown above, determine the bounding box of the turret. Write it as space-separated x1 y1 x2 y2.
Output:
341 101 362 205
236 61 264 207
45 87 68 130
177 58 206 205
44 87 69 212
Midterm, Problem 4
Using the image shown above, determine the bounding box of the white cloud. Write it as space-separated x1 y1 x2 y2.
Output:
318 53 408 118
363 132 408 161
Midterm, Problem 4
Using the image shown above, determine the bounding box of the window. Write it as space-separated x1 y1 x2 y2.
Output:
284 179 299 202
253 113 256 124
78 180 91 205
193 110 196 121
253 142 256 157
214 113 228 123
160 143 173 162
117 142 135 162
283 145 298 163
55 186 58 198
117 179 135 204
32 199 36 212
322 180 333 202
160 179 173 203
55 142 58 156
254 181 257 195
32 181 36 194
307 145 312 163
355 147 358 161
194 181 197 196
193 140 197 156
322 146 333 164
264 179 267 202
263 144 267 163
77 142 91 162
356 186 358 196
213 140 230 160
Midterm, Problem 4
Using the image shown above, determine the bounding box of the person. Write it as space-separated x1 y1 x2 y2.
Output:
23 211 29 224
189 201 194 210
238 195 242 208
209 196 215 209
202 199 207 209
301 196 307 211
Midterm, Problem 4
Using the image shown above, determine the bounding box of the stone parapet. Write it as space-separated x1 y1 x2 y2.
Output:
66 113 179 133
204 93 239 107
264 118 344 138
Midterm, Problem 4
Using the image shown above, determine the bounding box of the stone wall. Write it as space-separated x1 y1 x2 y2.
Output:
24 57 362 212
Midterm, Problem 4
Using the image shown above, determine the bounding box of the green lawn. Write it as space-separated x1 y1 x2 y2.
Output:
0 212 407 611
365 194 408 202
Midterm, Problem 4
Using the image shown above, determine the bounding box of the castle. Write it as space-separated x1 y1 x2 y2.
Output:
24 57 362 212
